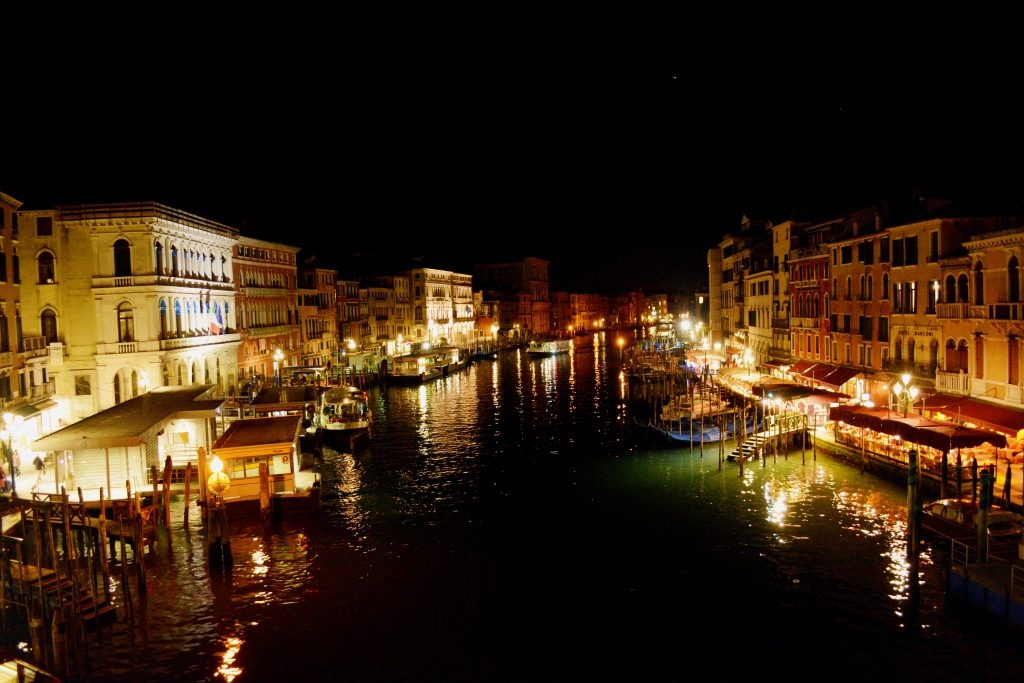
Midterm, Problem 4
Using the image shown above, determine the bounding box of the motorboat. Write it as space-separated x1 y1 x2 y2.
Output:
921 497 1024 544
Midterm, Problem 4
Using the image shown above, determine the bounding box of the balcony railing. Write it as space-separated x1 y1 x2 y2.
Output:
28 380 56 400
934 369 970 394
22 336 51 359
92 274 234 290
882 358 937 378
771 318 789 329
159 332 241 351
114 276 135 287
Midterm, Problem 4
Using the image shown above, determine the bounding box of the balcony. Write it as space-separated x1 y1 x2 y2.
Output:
158 332 241 351
22 336 51 359
28 380 56 401
92 274 234 290
882 358 937 378
935 369 969 394
245 324 294 338
936 303 969 319
0 351 11 368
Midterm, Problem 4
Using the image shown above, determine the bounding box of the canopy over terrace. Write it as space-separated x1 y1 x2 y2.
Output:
915 393 1024 438
828 405 1007 451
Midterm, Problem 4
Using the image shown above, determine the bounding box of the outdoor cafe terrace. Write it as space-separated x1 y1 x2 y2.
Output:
827 404 1017 491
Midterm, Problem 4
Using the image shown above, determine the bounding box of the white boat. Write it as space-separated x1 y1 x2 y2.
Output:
526 339 572 356
313 386 371 450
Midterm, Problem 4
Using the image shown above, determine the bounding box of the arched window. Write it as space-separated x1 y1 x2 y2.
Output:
131 370 139 397
40 309 57 343
174 299 182 336
114 239 131 276
866 275 873 301
882 273 889 299
831 278 837 299
945 338 958 371
155 242 164 276
907 337 916 363
159 299 168 338
1009 256 1020 303
113 376 122 405
0 246 6 282
117 302 134 342
944 275 956 303
974 262 984 305
975 336 985 379
846 276 852 300
177 363 184 385
957 274 969 302
0 309 7 352
895 334 903 361
38 252 55 283
170 245 179 276
958 339 969 373
859 275 865 299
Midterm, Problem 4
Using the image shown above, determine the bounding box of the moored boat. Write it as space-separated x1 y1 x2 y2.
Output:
314 386 372 450
388 344 469 384
921 497 1024 545
526 339 572 356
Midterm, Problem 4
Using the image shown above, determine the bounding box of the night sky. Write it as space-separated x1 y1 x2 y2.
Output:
2 54 1021 294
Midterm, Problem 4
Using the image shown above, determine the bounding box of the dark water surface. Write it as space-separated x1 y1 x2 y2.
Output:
85 336 1024 681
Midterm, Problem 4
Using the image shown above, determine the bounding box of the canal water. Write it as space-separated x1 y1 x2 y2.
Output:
82 335 1024 682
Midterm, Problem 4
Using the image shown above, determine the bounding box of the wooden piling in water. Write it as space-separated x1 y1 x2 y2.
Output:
183 463 193 529
163 455 173 531
259 462 271 525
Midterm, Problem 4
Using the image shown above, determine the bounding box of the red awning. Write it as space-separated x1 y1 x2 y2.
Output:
918 396 1024 435
789 360 815 374
915 392 969 409
831 406 1007 450
817 366 861 389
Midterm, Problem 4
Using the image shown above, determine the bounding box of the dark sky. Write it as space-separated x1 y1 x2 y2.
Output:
2 52 1021 294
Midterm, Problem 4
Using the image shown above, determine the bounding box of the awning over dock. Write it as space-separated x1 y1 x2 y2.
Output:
32 385 224 451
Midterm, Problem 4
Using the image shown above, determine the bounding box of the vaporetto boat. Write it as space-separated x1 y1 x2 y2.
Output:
526 339 572 356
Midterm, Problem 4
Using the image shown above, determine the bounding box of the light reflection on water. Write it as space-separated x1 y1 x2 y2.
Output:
79 341 1024 682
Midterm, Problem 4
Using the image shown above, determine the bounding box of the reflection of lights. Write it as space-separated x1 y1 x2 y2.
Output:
216 635 244 682
251 548 270 576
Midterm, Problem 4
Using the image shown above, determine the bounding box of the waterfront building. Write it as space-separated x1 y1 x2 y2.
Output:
474 257 550 337
766 221 802 366
365 274 411 357
297 260 337 368
923 224 1024 435
745 254 774 369
570 293 609 332
550 291 572 335
410 268 475 348
0 191 61 476
708 216 771 359
234 236 301 387
788 218 837 371
17 202 240 426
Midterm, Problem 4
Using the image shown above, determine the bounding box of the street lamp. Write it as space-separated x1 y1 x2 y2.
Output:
1 412 15 495
207 454 231 502
273 348 284 387
892 373 919 417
